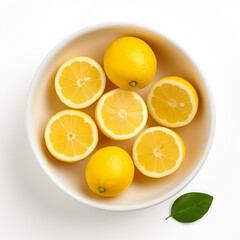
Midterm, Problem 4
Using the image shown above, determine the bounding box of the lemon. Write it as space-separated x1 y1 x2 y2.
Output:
55 56 106 109
147 76 199 128
133 127 185 178
103 37 157 90
95 88 148 140
44 110 98 162
85 146 135 197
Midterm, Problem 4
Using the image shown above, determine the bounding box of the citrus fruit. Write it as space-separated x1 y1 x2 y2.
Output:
85 146 135 197
103 37 157 90
133 127 185 178
55 56 106 109
95 88 148 140
147 76 199 128
44 110 98 162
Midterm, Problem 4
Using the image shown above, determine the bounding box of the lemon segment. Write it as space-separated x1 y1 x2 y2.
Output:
95 89 148 140
133 127 185 178
45 110 98 162
147 76 199 128
55 56 106 109
103 37 157 90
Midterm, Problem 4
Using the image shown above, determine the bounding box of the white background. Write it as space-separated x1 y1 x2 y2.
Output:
1 0 240 239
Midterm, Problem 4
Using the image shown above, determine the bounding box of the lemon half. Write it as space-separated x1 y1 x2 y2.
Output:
133 126 185 178
95 89 148 140
55 56 106 109
147 76 199 127
45 110 98 162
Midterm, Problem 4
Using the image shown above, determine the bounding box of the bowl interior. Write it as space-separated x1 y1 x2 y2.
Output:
28 25 212 210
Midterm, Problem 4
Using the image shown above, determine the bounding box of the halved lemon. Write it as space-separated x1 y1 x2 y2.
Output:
44 110 98 162
55 56 106 109
133 126 185 178
95 89 148 140
147 76 199 128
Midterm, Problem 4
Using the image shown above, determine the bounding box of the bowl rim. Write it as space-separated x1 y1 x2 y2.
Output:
26 22 216 211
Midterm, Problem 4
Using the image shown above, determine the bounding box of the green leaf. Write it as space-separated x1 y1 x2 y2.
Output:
166 192 213 223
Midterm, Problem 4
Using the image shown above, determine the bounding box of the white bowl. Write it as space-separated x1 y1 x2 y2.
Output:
26 23 216 211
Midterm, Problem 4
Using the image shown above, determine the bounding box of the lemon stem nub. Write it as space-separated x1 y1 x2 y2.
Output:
98 187 105 194
129 81 137 87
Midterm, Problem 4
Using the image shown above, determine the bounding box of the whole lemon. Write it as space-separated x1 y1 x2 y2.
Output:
103 37 157 90
85 146 135 197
